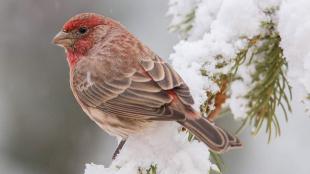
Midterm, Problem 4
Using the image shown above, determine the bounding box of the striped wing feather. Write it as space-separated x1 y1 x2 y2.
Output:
139 55 194 106
72 56 191 121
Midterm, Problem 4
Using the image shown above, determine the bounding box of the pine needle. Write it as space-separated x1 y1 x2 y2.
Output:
232 9 292 141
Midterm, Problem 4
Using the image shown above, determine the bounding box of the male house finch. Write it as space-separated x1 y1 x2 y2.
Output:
53 13 241 157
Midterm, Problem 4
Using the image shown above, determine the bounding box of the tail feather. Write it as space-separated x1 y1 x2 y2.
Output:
179 117 242 153
224 129 242 149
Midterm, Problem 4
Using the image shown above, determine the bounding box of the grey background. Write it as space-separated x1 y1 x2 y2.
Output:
0 0 309 174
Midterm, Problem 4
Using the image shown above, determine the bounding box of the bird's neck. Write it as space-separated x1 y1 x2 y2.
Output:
65 37 94 68
66 49 81 69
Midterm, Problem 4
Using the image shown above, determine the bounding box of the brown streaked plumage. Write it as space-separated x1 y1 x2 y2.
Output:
52 13 242 155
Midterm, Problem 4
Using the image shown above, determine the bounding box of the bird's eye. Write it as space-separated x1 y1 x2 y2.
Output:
78 27 88 34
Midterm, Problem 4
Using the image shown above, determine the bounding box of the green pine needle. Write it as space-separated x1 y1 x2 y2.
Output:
138 164 158 174
210 151 224 173
232 10 292 141
146 164 158 174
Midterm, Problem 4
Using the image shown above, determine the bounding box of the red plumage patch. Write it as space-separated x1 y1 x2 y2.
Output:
63 14 105 32
67 50 79 67
167 90 177 100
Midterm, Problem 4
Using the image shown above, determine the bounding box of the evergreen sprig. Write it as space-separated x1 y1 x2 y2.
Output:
233 9 292 141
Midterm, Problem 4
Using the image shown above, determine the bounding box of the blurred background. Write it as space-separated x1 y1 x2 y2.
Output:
0 0 309 174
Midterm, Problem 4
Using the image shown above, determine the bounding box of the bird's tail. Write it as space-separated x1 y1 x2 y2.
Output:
179 117 242 153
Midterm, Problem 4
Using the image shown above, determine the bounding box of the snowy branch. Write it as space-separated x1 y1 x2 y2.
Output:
84 123 218 174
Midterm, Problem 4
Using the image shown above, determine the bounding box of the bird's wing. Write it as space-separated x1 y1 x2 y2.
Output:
72 58 186 121
139 54 194 107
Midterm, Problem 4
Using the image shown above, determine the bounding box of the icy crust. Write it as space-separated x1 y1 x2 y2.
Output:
84 123 217 174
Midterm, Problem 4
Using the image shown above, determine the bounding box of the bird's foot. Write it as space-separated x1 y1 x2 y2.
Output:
112 139 126 160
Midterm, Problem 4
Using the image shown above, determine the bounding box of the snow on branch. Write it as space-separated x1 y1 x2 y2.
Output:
278 0 310 115
84 123 218 174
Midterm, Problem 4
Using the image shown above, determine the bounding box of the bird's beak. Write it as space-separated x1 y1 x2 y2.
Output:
52 31 73 48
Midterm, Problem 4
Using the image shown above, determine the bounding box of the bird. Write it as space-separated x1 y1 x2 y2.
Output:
52 13 241 158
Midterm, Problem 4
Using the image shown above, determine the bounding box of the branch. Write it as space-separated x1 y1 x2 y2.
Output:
207 79 228 122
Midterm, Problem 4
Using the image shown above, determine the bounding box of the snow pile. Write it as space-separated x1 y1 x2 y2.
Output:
84 123 217 174
278 0 310 114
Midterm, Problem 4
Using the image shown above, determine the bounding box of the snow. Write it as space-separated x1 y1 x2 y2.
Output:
278 0 310 114
167 0 196 26
188 0 222 40
167 0 197 37
84 123 217 174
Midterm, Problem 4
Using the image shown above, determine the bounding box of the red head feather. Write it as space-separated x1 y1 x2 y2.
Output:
63 13 105 32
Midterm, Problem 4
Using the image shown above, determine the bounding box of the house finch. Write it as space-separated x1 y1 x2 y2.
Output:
52 13 241 156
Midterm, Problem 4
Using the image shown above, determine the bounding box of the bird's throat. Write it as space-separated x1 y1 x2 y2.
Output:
66 50 80 68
